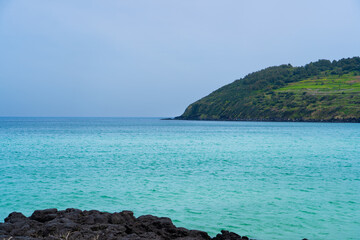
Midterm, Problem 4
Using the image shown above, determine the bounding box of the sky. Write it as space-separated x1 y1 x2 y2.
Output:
0 0 359 117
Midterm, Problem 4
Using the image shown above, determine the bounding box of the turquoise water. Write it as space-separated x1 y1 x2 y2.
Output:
0 118 359 239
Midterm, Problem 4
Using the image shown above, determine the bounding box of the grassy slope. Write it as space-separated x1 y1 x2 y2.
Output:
279 74 360 92
177 60 360 122
271 74 360 120
269 74 360 121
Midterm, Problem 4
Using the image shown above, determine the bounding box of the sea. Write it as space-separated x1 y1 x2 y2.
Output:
0 117 359 240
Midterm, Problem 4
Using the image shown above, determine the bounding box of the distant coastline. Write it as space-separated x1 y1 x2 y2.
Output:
175 57 360 122
163 117 360 123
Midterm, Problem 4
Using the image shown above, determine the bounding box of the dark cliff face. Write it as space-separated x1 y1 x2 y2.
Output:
176 57 360 122
0 208 251 240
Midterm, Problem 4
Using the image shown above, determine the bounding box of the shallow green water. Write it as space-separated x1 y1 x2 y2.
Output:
0 118 359 239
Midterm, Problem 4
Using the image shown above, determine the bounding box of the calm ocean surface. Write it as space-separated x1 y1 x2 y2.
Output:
0 118 359 239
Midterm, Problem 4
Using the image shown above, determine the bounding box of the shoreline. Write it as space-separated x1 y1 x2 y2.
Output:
162 117 360 123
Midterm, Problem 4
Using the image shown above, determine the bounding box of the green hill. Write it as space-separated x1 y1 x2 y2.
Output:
176 57 360 122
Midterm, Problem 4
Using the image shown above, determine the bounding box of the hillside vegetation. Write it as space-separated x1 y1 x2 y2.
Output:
176 57 360 122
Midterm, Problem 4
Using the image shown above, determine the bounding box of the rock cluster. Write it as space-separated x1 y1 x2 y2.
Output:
0 208 251 240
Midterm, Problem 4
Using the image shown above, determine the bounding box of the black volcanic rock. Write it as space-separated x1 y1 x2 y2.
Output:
213 230 244 240
30 209 58 223
0 208 252 240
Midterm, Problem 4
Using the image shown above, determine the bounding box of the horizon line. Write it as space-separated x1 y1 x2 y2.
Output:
0 116 169 118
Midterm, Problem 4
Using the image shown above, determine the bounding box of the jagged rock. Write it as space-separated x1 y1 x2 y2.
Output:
213 230 242 240
30 209 58 223
0 208 250 240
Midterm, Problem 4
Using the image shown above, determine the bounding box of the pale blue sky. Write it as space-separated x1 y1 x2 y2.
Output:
1 0 359 117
